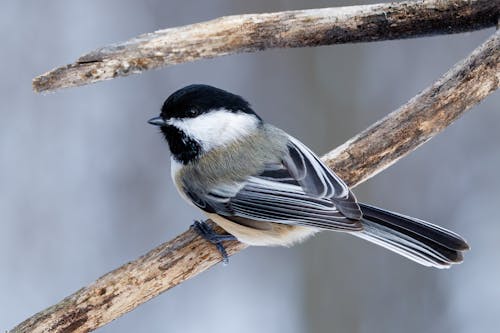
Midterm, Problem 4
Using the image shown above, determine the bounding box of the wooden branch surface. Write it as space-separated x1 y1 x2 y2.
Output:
12 29 499 333
32 0 499 93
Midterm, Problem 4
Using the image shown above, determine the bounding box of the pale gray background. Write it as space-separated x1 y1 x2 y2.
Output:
1 1 499 332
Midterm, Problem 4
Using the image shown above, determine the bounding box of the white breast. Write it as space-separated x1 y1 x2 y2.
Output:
170 157 194 206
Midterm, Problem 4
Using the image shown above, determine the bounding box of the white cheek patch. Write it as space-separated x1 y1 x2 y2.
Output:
168 109 259 151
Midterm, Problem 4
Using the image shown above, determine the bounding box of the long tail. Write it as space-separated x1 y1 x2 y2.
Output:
352 203 470 269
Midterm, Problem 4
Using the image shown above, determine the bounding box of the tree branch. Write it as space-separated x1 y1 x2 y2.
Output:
13 28 499 333
32 0 499 93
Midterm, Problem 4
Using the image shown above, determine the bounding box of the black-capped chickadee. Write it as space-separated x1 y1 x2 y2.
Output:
148 84 469 268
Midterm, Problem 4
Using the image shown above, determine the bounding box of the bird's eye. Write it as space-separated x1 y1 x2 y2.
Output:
188 108 199 117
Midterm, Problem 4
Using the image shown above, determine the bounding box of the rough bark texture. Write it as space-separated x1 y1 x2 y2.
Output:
32 0 499 93
324 29 500 186
10 227 247 333
12 29 499 333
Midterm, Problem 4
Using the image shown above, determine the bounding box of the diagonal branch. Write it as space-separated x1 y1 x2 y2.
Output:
12 29 499 333
32 0 499 93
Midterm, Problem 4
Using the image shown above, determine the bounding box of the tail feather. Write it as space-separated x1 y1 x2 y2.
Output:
353 203 469 269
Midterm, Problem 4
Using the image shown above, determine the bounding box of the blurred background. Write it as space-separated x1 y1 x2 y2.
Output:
1 1 498 332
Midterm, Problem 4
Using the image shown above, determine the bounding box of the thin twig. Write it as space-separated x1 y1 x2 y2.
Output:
12 29 499 333
32 0 499 93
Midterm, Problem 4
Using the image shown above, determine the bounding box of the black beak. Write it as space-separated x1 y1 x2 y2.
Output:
148 116 167 127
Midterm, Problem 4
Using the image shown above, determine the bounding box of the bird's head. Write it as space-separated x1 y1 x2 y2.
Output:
148 84 262 164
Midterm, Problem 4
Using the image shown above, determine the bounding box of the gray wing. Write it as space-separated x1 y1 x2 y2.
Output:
281 136 362 220
185 135 362 231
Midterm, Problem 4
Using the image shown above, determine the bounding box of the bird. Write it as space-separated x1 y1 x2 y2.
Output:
148 84 469 268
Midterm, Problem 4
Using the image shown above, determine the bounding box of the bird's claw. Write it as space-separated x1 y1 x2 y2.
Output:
191 220 237 265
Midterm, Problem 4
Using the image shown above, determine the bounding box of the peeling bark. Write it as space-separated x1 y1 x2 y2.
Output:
325 30 500 186
33 0 499 93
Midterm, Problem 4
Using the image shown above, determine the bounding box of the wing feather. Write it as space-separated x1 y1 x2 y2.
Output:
285 136 362 219
183 134 363 230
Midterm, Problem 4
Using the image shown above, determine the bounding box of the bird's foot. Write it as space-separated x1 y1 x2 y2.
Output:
191 220 237 265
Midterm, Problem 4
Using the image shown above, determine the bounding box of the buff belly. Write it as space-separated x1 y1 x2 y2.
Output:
206 213 319 247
